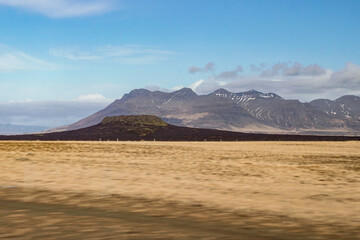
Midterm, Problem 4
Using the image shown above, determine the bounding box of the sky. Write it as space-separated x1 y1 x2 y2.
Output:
0 0 359 127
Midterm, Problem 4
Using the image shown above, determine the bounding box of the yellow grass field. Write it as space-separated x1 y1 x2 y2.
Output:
0 141 359 239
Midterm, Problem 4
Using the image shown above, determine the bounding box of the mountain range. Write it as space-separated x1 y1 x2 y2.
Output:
56 88 360 135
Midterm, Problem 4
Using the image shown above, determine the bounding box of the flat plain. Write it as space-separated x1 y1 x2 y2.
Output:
0 141 359 239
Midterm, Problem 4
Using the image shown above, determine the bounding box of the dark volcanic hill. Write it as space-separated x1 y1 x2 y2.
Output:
1 115 359 141
56 88 360 135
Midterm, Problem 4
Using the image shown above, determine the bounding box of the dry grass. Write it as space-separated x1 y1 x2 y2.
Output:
0 141 359 239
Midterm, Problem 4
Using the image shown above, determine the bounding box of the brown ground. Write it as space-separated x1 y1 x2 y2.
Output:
0 141 359 239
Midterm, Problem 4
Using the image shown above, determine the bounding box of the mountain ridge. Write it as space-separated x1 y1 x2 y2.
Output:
54 88 360 135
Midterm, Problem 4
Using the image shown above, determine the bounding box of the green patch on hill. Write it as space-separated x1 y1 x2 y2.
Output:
101 115 168 127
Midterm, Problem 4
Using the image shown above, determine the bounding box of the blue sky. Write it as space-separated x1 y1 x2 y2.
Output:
0 0 359 126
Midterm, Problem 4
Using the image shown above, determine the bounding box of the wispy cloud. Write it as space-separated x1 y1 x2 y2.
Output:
0 100 110 127
0 93 113 127
77 93 112 102
0 0 116 18
50 45 174 65
0 44 55 72
99 45 174 58
49 48 101 61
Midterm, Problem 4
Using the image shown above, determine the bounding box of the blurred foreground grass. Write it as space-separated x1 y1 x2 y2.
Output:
0 141 359 239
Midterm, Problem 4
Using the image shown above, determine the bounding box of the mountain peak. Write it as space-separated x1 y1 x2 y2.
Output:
249 89 260 93
120 88 152 101
176 87 196 93
237 90 282 99
173 87 197 97
128 88 151 96
210 88 282 100
211 88 231 95
260 92 282 99
239 89 263 95
336 95 360 102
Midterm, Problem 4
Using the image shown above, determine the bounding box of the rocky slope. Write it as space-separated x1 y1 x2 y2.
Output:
310 95 360 130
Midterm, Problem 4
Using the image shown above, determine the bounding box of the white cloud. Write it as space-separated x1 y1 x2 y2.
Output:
0 100 110 127
193 62 360 101
49 48 100 61
0 45 55 72
50 45 174 64
0 0 116 18
189 79 204 91
77 93 112 102
99 45 174 58
260 62 326 77
330 62 360 88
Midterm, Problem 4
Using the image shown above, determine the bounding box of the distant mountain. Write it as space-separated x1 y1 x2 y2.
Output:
310 95 360 120
2 115 359 141
0 124 48 135
55 88 360 135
